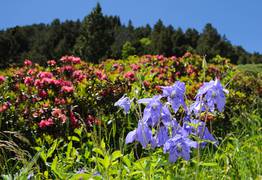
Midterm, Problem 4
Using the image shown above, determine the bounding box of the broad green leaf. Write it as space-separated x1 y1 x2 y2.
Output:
93 147 104 156
111 150 123 162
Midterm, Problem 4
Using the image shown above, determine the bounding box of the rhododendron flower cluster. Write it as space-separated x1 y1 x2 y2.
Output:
0 76 5 84
60 55 81 64
116 79 228 163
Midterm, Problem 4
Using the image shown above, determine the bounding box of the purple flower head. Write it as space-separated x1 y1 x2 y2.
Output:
187 119 218 147
155 126 169 147
194 79 228 113
161 105 173 127
163 134 197 162
114 94 131 114
161 81 187 113
138 95 163 127
125 120 156 148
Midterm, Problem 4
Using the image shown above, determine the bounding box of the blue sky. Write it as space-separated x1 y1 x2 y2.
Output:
0 0 261 53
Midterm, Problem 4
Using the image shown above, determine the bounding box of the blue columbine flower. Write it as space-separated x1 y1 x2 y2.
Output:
155 126 169 147
114 94 131 114
163 134 197 162
192 79 228 114
161 81 187 113
125 120 156 148
186 119 218 147
138 95 163 127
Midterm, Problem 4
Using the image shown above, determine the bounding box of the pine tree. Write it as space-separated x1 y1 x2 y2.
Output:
74 3 112 63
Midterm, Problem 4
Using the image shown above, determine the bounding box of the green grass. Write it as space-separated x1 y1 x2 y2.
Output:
237 63 262 74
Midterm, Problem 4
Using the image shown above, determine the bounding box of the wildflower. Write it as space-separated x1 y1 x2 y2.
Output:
194 79 228 113
24 59 32 66
72 70 86 82
0 103 9 113
38 71 53 79
184 119 218 147
143 80 150 88
38 90 48 98
123 71 135 81
60 55 81 64
163 134 197 162
95 70 107 80
114 94 131 114
61 86 74 93
39 118 54 128
155 126 169 147
125 120 155 148
130 64 141 71
47 60 56 66
138 95 163 127
70 111 78 127
0 76 5 84
161 81 187 113
24 77 34 86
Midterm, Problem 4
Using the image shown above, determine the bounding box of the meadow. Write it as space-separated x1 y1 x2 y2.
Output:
0 53 261 179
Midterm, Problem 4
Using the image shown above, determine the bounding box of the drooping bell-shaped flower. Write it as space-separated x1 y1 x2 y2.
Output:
114 94 131 114
161 81 187 113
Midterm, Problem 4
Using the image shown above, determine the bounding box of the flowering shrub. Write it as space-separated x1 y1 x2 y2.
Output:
115 79 228 162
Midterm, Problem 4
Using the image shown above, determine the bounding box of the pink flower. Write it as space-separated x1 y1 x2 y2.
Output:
27 68 37 75
156 55 164 61
55 98 66 105
34 79 42 88
24 59 32 66
0 103 9 113
60 56 81 64
61 86 74 93
72 70 86 82
143 81 150 88
61 65 74 74
51 108 62 118
95 71 107 80
38 90 48 98
70 111 78 127
47 60 56 66
38 71 53 79
124 71 135 81
130 64 141 71
39 118 54 128
24 77 34 86
0 76 5 84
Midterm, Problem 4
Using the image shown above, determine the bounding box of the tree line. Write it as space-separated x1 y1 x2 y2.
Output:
0 3 261 68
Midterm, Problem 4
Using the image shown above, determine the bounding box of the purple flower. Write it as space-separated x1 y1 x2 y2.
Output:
138 95 163 127
125 120 155 148
186 119 218 147
161 81 187 113
161 105 173 127
114 94 131 114
193 79 228 113
163 134 197 162
155 126 169 147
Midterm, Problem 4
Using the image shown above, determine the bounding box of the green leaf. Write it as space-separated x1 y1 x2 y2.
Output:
201 162 218 167
68 136 80 142
111 150 123 162
66 141 73 159
93 147 104 156
123 155 131 168
98 155 110 169
47 139 58 159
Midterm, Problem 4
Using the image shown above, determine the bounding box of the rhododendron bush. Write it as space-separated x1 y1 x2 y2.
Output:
0 54 235 136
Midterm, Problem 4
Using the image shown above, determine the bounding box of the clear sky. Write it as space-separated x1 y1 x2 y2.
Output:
0 0 261 53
